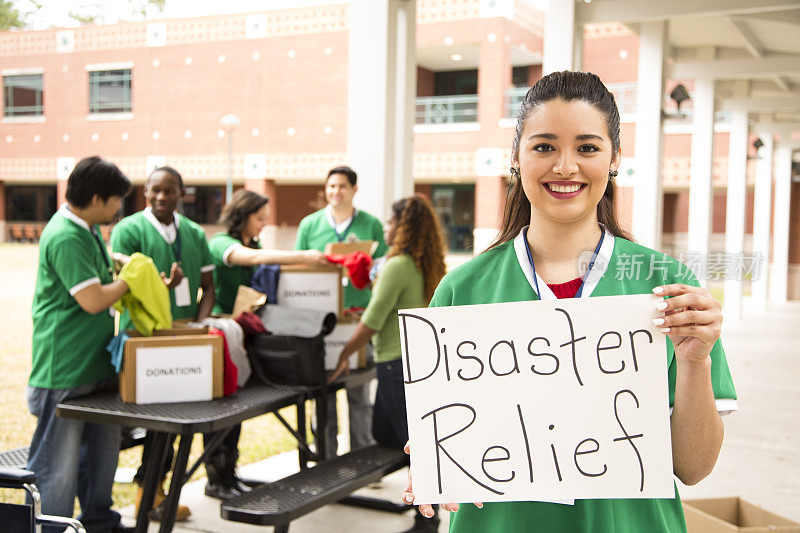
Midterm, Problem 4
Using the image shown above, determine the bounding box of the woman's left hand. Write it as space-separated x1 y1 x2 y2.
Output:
653 284 723 364
327 353 351 384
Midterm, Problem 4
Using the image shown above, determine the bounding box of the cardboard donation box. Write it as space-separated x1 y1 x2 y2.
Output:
119 327 224 404
324 240 378 256
277 264 343 316
323 317 367 370
683 498 800 533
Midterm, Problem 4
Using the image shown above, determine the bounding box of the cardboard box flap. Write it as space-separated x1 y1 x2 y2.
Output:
280 263 342 273
232 285 267 318
683 498 800 533
127 326 209 338
740 500 800 527
324 240 377 256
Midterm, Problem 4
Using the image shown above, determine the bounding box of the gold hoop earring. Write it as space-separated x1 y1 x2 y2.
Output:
510 167 521 180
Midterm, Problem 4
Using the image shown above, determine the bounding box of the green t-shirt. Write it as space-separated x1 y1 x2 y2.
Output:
294 207 388 309
208 232 260 315
361 254 426 363
110 209 214 329
431 232 737 533
30 207 116 389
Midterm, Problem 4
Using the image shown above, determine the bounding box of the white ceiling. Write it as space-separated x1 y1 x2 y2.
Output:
417 44 542 72
578 0 800 133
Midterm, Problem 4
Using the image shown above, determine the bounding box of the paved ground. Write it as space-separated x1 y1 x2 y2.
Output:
120 300 800 532
677 300 800 521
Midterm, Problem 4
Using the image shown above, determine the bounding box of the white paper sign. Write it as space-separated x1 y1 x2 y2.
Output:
399 294 673 504
324 323 360 370
277 271 340 315
135 345 213 404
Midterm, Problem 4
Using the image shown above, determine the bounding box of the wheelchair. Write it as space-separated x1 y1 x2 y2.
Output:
0 466 85 533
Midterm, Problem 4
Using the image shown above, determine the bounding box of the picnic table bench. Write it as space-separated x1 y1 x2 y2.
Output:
3 368 410 532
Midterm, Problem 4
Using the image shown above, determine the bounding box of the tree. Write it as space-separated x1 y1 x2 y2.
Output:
0 0 25 30
67 0 166 26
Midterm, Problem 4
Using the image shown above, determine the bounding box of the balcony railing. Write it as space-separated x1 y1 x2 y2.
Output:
415 95 478 124
664 109 731 124
505 87 528 118
505 82 730 125
506 83 639 118
607 83 638 115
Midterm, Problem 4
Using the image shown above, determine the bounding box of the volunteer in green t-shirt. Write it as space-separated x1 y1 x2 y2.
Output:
294 166 388 307
111 166 213 521
330 195 447 533
294 165 388 457
210 189 329 314
205 188 328 499
401 71 738 533
28 156 134 532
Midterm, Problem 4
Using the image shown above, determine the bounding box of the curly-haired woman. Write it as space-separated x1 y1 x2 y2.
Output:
329 194 447 532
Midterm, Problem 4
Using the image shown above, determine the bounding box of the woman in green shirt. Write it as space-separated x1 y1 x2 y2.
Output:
330 195 447 533
209 189 328 315
402 71 737 532
205 189 328 499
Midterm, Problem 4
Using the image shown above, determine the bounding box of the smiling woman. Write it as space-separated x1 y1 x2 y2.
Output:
402 71 737 533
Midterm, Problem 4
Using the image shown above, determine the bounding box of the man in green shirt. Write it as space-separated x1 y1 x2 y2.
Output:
295 166 388 456
111 166 213 521
27 156 134 533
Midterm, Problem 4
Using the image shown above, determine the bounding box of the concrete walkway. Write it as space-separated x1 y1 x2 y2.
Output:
678 300 800 521
120 301 800 531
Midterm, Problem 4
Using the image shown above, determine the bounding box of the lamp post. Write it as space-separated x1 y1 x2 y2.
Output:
220 114 240 203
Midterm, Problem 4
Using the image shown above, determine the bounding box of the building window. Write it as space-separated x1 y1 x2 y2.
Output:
432 184 475 253
433 69 478 96
182 186 224 224
5 185 57 221
89 69 132 113
3 74 44 117
511 66 530 88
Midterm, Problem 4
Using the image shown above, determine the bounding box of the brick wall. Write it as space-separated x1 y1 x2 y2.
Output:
417 67 435 97
274 184 325 226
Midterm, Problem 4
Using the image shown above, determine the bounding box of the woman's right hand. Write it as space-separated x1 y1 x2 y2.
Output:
400 442 482 516
302 249 330 266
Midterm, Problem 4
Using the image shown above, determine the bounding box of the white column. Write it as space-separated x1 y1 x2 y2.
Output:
771 144 793 305
722 110 749 320
543 0 576 74
687 76 716 269
632 21 667 249
393 0 415 202
750 134 773 311
347 0 414 220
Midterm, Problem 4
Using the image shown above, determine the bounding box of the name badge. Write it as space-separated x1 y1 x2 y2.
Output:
174 277 191 307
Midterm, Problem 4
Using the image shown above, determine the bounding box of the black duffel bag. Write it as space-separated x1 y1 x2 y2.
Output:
246 333 326 387
246 305 337 387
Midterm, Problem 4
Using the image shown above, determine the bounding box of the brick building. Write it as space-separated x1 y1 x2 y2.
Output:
1 0 798 297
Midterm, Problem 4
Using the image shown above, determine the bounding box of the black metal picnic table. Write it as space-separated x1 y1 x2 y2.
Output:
55 369 376 533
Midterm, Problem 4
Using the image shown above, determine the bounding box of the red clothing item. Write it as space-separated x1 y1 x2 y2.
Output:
325 251 372 289
208 327 238 396
547 277 583 299
235 311 268 339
